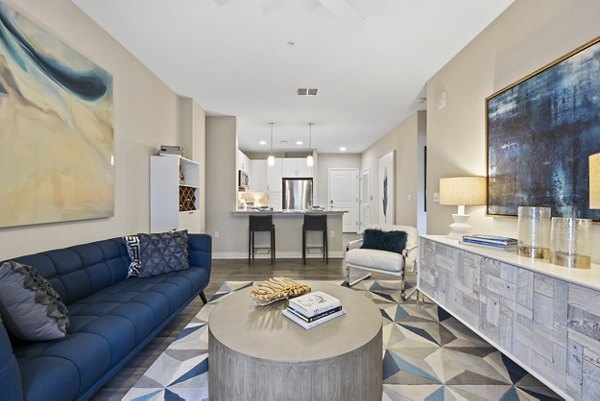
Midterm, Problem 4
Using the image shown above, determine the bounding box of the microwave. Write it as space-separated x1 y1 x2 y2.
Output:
238 170 249 190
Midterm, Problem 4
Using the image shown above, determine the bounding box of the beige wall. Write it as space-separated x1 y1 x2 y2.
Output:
205 116 239 256
417 111 427 234
426 0 600 259
178 97 207 231
193 102 207 232
0 0 203 260
317 153 361 207
361 111 423 227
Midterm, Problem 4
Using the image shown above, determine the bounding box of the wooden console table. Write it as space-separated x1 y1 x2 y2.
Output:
418 235 600 401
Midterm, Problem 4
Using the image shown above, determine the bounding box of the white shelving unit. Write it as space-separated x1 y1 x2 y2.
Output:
150 155 201 233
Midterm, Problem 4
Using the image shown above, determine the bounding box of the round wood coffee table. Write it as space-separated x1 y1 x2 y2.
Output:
208 282 382 401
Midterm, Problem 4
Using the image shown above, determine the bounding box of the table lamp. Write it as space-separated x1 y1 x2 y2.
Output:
590 153 600 209
439 176 486 239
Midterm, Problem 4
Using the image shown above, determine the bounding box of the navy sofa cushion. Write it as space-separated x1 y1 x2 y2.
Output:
12 267 209 401
0 320 23 401
188 234 212 268
12 238 129 305
2 234 212 401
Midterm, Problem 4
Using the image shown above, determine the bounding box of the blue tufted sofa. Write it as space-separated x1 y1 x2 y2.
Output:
0 233 212 401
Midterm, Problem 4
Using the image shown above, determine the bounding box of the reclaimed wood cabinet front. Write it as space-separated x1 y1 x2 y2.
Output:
419 236 600 401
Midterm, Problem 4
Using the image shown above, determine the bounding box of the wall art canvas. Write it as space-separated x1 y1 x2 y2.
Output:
378 151 395 224
487 37 600 221
0 1 114 228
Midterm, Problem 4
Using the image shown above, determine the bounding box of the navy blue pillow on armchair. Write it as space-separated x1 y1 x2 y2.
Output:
361 229 407 254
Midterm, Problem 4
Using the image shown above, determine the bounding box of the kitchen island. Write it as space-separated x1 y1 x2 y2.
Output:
230 210 346 259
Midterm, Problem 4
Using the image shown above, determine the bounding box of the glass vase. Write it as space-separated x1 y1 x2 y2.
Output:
550 217 592 269
517 206 551 259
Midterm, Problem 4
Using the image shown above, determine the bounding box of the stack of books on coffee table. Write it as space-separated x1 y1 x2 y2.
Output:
282 291 345 329
460 234 517 251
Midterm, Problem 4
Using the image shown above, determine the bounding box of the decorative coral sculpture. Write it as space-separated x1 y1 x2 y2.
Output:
250 277 311 305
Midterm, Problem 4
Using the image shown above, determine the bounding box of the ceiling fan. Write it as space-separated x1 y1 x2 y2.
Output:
213 0 364 25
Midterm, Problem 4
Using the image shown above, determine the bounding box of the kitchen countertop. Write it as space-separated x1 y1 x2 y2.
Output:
231 209 346 216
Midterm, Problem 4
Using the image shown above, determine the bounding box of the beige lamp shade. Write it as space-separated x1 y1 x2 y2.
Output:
439 176 486 206
590 153 600 209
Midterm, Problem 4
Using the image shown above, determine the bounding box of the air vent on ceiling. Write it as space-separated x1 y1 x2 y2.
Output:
297 88 318 96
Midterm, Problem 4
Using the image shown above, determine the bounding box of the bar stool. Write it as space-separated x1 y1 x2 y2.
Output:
248 215 275 264
302 214 328 264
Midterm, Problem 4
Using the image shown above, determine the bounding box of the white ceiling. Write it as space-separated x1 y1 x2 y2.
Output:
72 0 513 154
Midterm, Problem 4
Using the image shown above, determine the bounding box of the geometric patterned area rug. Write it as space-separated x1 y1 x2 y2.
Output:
122 280 562 401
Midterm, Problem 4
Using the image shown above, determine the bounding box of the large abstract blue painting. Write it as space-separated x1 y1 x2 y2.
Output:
487 37 600 221
0 1 114 227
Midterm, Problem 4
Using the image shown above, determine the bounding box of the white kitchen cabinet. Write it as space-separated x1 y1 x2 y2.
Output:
250 159 268 192
281 157 312 177
267 158 283 192
237 149 251 173
268 192 282 211
150 155 201 233
267 158 313 191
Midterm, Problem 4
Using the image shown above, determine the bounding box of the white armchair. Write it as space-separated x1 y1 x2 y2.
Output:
344 224 418 300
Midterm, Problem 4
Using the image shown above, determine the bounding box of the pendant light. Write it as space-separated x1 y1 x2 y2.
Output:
306 123 314 167
267 122 275 167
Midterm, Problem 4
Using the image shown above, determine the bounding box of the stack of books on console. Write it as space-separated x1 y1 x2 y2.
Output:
460 234 517 251
282 291 345 329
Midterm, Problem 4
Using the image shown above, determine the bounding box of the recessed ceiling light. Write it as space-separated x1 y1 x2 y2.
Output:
259 140 267 145
296 140 303 145
339 146 347 152
280 140 288 144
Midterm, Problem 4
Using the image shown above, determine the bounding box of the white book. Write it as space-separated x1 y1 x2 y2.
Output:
286 305 343 322
288 291 341 317
282 308 346 330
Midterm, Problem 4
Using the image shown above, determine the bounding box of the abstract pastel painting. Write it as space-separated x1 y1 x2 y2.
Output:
487 37 600 221
378 151 394 224
0 1 114 227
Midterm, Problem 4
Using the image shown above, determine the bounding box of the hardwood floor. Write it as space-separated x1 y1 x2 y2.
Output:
91 254 394 401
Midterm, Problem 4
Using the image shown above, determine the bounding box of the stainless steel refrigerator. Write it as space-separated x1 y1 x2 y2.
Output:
282 178 313 210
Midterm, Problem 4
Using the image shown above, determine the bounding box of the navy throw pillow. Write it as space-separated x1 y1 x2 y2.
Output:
137 230 190 278
361 229 407 254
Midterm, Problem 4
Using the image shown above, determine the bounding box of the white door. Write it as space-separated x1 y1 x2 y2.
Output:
328 169 358 232
359 169 370 232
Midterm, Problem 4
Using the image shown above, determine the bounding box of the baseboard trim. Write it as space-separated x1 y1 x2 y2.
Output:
213 251 344 259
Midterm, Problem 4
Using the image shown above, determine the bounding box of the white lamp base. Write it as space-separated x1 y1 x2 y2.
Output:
448 213 471 240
